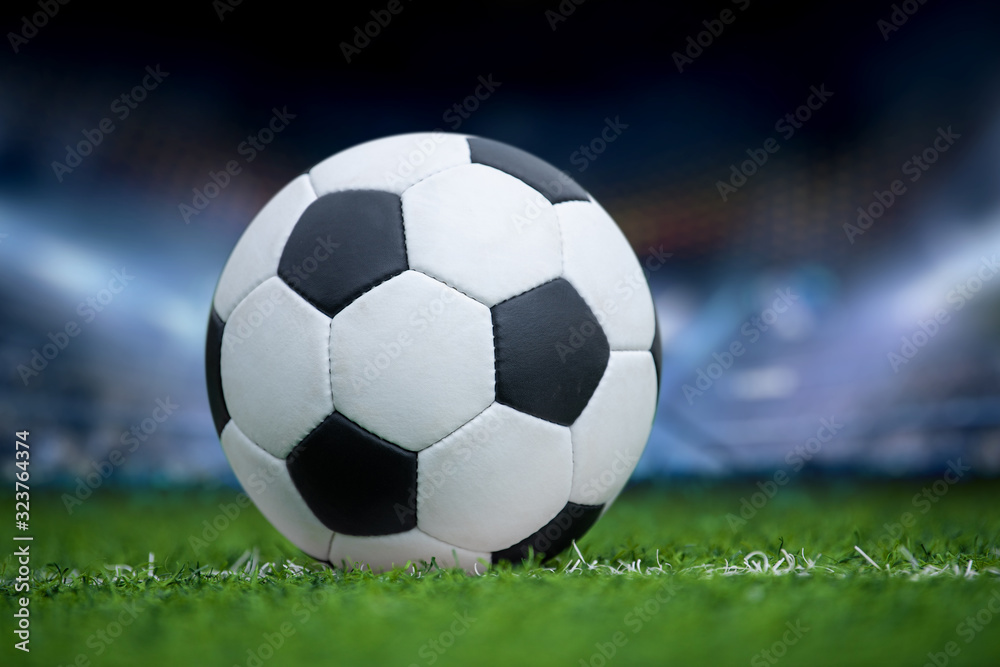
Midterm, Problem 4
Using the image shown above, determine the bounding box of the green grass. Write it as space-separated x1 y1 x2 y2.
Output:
2 479 999 667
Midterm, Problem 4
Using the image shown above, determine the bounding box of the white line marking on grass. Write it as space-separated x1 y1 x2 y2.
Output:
898 545 920 569
15 546 998 587
854 545 881 569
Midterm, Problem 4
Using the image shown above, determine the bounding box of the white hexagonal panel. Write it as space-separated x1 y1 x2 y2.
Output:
417 403 572 552
329 270 495 451
328 529 489 575
221 277 334 458
402 163 563 306
557 200 656 350
220 422 333 559
309 132 471 196
569 351 657 506
213 174 316 321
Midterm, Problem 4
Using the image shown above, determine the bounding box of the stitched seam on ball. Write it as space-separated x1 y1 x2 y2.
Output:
554 204 566 277
310 162 467 199
325 532 337 564
413 438 419 527
232 420 283 463
273 187 410 315
263 289 335 457
336 411 420 457
567 414 575 501
569 356 616 502
500 504 567 558
283 269 404 321
583 351 617 418
397 196 410 269
554 212 608 331
579 352 649 504
225 276 266 323
492 398 570 429
404 160 472 192
490 276 561 308
308 412 420 526
408 267 487 306
490 311 497 399
327 317 335 415
227 423 333 536
397 136 472 191
551 202 614 336
415 527 474 570
427 401 495 449
225 177 320 320
258 176 322 315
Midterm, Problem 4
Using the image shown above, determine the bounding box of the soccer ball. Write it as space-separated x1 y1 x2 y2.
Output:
205 132 661 573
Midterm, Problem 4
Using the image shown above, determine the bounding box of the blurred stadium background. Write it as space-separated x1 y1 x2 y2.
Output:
2 0 1000 488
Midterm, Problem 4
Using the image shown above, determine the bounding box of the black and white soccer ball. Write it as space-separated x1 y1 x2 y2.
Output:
205 132 661 573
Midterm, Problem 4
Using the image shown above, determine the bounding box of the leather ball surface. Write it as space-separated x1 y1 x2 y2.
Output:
205 132 661 573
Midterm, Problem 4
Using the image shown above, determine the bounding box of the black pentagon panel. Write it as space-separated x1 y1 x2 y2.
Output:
278 190 408 318
651 305 662 397
205 308 230 436
492 502 603 564
287 413 417 536
467 137 590 204
492 278 610 426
